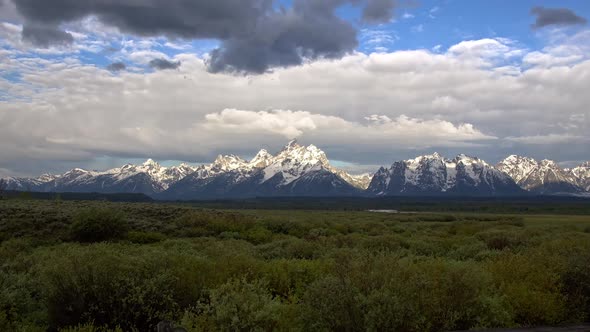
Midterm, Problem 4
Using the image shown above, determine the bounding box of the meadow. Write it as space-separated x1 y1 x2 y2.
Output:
1 198 590 331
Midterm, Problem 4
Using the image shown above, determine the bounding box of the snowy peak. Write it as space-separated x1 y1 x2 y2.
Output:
406 152 445 165
261 142 334 186
9 146 589 198
212 154 248 171
570 161 590 191
36 173 59 183
274 141 330 168
250 149 274 168
334 171 373 190
142 158 160 168
282 139 301 151
369 152 520 195
454 154 488 166
539 159 559 169
496 155 540 184
497 155 581 194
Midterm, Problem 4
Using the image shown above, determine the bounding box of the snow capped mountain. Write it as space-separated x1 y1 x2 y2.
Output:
335 172 372 190
1 159 199 195
368 153 522 196
496 156 582 194
571 162 590 192
494 155 538 184
161 140 362 199
249 149 273 168
260 140 331 186
4 146 589 199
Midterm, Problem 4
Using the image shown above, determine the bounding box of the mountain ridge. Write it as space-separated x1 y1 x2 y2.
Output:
2 144 589 199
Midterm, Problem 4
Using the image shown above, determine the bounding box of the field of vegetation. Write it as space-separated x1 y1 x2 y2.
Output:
1 198 590 331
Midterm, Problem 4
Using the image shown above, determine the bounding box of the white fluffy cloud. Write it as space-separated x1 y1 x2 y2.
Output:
0 31 589 175
202 109 492 146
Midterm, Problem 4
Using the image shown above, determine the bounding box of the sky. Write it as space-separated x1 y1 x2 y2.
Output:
0 0 589 176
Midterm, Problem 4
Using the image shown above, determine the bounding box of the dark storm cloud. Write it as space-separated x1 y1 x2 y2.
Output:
21 24 74 47
149 58 181 70
531 7 587 29
207 0 360 73
12 0 272 38
11 0 399 73
106 62 126 72
363 0 397 23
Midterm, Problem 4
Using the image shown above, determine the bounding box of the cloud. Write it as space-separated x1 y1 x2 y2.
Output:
523 30 590 68
206 0 362 74
12 0 271 39
360 29 399 51
21 24 73 47
10 0 400 74
505 134 587 145
106 62 126 72
1 37 590 174
447 38 523 67
523 51 582 67
203 109 492 145
149 58 181 70
362 0 398 24
531 7 587 29
203 109 320 138
411 24 424 33
0 0 20 22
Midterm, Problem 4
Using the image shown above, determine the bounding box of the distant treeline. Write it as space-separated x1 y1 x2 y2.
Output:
184 196 590 214
1 190 153 202
2 191 589 214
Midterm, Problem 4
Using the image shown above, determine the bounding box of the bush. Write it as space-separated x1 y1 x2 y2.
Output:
126 231 166 244
70 208 128 243
300 276 364 331
560 250 590 321
477 230 526 251
173 210 256 237
0 270 46 331
59 323 123 332
486 252 566 325
184 278 286 331
41 244 208 331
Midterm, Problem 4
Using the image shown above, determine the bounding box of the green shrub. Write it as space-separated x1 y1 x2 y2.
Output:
185 278 286 331
477 230 526 251
560 250 590 321
58 323 123 332
263 220 307 237
173 210 256 237
126 231 166 244
243 226 273 244
0 270 46 331
40 244 208 331
70 208 128 243
300 276 364 331
258 238 320 260
487 252 566 325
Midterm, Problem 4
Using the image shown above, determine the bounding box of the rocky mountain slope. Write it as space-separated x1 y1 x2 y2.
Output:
496 155 582 194
160 140 362 199
2 141 366 199
367 153 523 196
3 146 589 198
570 162 590 192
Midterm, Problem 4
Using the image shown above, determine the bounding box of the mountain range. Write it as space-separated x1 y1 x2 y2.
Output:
2 141 589 199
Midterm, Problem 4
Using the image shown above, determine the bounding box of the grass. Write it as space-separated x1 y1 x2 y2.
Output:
0 198 589 331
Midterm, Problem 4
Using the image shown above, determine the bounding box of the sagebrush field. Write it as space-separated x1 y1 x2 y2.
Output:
1 198 590 331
